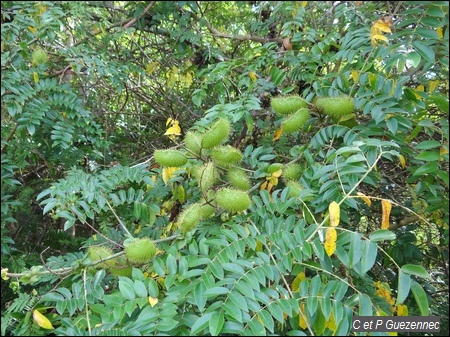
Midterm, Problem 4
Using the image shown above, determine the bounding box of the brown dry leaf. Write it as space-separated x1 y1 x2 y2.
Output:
381 199 392 229
282 37 292 51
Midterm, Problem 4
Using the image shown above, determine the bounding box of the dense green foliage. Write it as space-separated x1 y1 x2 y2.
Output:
1 1 448 336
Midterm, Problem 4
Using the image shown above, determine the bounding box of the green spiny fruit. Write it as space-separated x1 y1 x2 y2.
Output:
286 180 304 198
201 118 231 149
314 95 355 121
199 161 216 192
227 167 250 190
199 200 215 219
88 246 115 269
281 108 310 133
125 237 157 265
184 131 203 155
154 149 187 167
215 188 251 212
178 203 202 233
32 48 48 65
211 145 243 167
283 163 302 181
271 95 308 115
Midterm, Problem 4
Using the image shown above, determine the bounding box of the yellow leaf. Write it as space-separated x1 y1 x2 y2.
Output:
92 234 97 241
436 27 443 39
164 125 182 137
440 146 449 160
373 20 392 34
33 310 54 329
33 72 39 83
255 240 263 252
273 127 282 141
301 1 307 7
351 70 359 83
162 167 178 184
272 169 283 179
381 199 392 229
260 180 267 191
325 312 337 332
146 61 159 75
291 271 306 292
1 268 9 281
134 224 142 235
148 296 158 307
396 304 408 316
428 80 439 93
357 192 372 207
249 71 257 83
399 154 406 169
328 201 340 227
324 228 337 256
166 117 173 127
299 302 308 329
370 18 392 46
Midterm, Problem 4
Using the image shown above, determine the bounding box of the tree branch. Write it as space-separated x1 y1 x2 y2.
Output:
123 1 156 29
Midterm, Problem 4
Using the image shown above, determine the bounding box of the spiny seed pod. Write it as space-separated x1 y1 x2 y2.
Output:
211 145 243 167
199 161 216 192
271 95 308 115
199 201 215 219
184 131 203 155
227 167 250 190
88 246 115 269
32 48 48 65
178 203 202 233
125 237 157 265
201 118 231 149
314 96 355 121
286 180 304 198
281 108 310 133
154 149 187 167
215 188 251 212
283 163 302 181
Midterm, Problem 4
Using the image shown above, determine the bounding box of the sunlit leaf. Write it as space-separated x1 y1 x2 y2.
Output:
381 199 392 229
33 310 54 329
